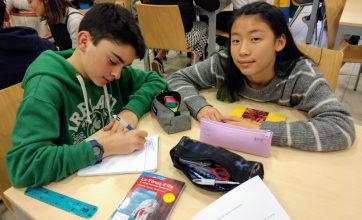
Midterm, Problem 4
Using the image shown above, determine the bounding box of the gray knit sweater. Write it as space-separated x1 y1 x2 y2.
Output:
167 49 355 151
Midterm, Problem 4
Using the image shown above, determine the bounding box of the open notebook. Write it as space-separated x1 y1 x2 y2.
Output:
77 135 159 176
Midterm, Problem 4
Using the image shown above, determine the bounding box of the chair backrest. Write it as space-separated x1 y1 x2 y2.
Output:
298 44 344 91
324 0 346 49
0 83 23 214
136 2 189 51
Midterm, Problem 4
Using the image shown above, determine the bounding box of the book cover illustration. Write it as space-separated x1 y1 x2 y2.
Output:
110 172 185 220
230 105 286 123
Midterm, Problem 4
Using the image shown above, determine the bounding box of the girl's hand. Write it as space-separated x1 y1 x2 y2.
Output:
98 129 148 157
196 106 224 122
222 117 261 129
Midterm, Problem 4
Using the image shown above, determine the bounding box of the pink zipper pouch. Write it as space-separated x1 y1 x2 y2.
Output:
200 119 272 157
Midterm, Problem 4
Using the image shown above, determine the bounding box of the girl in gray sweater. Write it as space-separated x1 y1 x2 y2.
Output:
167 2 355 151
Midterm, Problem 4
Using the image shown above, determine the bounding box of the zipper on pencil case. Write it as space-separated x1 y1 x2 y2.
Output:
178 158 211 167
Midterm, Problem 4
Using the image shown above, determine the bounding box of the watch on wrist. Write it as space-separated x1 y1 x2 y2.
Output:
90 140 104 164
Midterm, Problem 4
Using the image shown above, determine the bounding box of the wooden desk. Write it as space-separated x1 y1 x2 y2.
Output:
334 0 362 49
4 90 362 220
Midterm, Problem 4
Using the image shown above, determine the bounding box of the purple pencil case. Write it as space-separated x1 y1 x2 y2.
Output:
200 119 273 157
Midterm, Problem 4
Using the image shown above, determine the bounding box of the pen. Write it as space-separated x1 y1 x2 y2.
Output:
182 165 204 179
192 179 240 186
112 115 134 130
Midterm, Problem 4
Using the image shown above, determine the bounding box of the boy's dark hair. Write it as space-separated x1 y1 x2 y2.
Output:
0 0 5 26
79 4 145 59
217 2 305 102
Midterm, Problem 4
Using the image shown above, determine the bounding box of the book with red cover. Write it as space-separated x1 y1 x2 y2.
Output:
110 172 185 220
230 105 286 123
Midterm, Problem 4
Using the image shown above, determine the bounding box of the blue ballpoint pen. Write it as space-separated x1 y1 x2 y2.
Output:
112 115 134 130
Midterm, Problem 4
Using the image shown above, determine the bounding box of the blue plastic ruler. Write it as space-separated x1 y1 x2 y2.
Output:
25 187 97 218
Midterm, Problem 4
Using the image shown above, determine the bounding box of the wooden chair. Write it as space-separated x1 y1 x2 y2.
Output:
324 0 362 90
298 44 344 91
135 1 191 71
0 83 23 216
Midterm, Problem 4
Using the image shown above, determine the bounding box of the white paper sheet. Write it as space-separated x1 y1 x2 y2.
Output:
192 176 291 220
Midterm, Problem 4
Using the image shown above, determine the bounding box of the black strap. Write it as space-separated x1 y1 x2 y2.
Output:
49 11 83 50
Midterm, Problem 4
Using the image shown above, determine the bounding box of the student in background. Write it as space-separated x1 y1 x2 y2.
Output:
0 0 55 89
167 2 355 151
6 4 166 187
5 0 41 32
28 0 83 50
141 0 214 75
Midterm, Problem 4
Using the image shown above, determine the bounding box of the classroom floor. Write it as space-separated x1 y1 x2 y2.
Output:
1 4 361 220
0 200 14 220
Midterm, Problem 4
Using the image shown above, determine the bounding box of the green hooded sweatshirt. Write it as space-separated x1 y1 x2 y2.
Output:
6 49 166 188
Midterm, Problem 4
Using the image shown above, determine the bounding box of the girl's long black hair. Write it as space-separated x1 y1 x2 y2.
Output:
217 1 304 102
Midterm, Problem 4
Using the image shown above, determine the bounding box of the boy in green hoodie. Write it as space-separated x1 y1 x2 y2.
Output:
6 4 166 188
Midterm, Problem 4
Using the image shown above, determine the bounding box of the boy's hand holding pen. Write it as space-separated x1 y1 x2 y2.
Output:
98 128 148 157
99 113 148 157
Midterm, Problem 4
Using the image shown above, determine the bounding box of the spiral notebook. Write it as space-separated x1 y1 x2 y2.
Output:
77 135 159 176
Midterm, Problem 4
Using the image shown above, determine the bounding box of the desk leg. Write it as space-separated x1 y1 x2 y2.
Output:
207 13 217 58
334 25 362 49
334 29 343 50
3 197 32 220
305 0 319 44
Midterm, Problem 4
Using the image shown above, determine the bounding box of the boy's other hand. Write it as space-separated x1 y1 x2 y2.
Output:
103 110 138 132
118 109 138 128
196 106 224 122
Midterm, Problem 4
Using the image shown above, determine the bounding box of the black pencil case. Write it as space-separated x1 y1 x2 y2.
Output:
170 136 264 192
151 91 191 134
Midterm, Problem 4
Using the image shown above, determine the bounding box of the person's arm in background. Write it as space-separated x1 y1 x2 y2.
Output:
67 8 83 48
5 0 31 12
194 0 220 12
231 0 265 10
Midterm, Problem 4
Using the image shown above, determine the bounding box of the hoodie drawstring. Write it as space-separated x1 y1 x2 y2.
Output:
76 75 112 124
103 85 112 122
